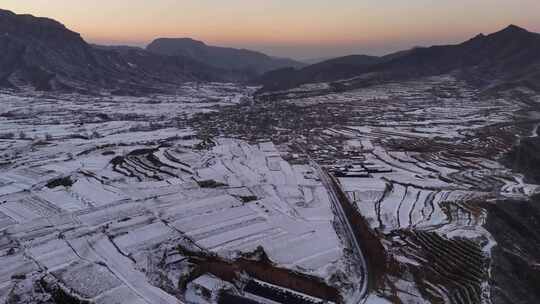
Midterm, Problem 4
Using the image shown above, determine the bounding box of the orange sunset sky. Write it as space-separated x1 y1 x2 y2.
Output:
3 0 540 59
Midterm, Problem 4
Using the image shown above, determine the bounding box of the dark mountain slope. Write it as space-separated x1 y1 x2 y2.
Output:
257 25 540 93
254 50 410 92
146 38 304 75
288 55 381 83
0 9 244 94
0 9 99 90
368 25 540 85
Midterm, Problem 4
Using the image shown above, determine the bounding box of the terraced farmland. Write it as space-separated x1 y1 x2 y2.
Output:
1 75 540 304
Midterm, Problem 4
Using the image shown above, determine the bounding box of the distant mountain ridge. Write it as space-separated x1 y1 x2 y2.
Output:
256 25 540 93
0 9 250 94
2 8 538 95
301 57 335 65
146 38 304 75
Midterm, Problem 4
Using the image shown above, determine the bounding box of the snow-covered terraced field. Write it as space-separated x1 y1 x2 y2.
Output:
2 75 539 304
199 76 540 303
0 85 351 304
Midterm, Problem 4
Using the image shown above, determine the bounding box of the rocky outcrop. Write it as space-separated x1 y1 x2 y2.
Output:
481 197 540 304
486 131 540 304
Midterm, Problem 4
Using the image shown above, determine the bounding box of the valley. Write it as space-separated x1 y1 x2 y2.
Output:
1 6 540 304
1 74 539 304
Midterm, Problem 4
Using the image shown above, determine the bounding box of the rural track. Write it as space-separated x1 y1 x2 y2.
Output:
311 161 369 303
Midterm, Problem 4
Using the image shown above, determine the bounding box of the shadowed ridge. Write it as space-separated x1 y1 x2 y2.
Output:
146 37 305 75
256 24 540 93
0 8 247 94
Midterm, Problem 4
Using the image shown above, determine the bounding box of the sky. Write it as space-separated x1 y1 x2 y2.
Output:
3 0 540 60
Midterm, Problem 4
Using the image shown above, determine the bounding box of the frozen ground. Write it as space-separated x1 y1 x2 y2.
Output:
0 83 349 304
193 75 540 303
1 76 539 304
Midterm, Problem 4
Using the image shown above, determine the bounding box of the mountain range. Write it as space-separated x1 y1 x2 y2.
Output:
256 25 540 93
0 9 300 94
146 38 304 75
1 7 539 95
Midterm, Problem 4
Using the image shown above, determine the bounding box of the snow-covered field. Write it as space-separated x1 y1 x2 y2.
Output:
220 76 540 303
1 76 539 304
0 84 350 303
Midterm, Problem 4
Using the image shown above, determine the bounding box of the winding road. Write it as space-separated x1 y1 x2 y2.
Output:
312 161 369 303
